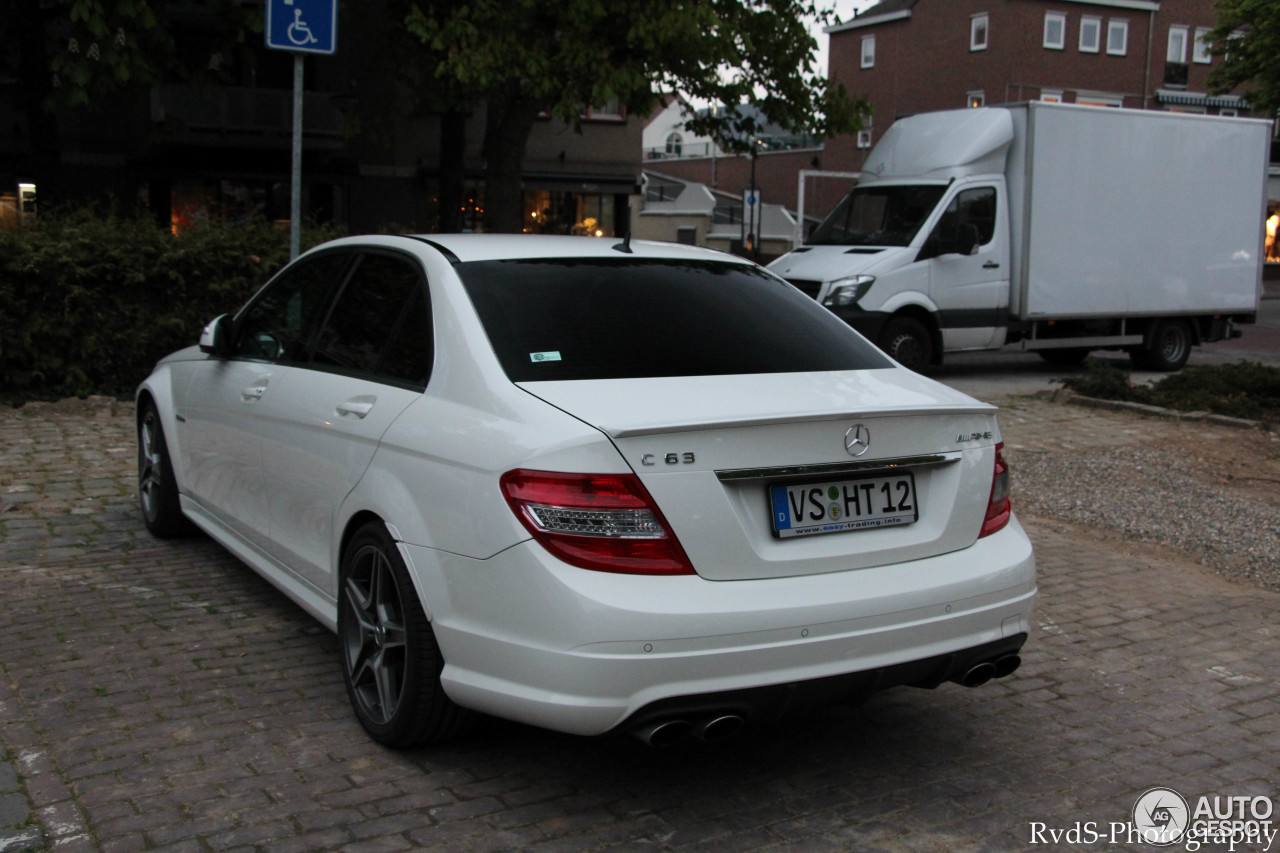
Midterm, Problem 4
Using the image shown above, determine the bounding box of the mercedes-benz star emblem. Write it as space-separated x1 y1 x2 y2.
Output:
844 424 871 457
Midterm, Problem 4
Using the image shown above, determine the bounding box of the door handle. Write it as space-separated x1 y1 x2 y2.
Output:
336 398 375 419
983 261 1001 269
241 385 267 401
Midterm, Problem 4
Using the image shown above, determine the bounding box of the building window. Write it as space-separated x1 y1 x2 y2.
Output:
970 14 989 51
1107 20 1128 55
1079 16 1101 53
1040 89 1063 103
1167 26 1188 63
586 98 624 120
861 34 875 69
856 130 872 149
1193 27 1212 64
967 91 985 108
665 132 683 157
1220 108 1239 118
1077 92 1124 108
1044 12 1067 50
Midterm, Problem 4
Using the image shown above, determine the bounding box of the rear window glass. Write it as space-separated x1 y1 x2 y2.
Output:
457 258 891 381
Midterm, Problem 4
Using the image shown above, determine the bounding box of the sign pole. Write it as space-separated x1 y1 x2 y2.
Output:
290 53 303 260
265 0 337 259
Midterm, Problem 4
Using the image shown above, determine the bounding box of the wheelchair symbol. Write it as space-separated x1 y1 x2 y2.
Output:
287 8 317 46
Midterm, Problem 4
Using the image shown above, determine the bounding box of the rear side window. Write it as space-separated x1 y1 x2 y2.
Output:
458 258 891 382
310 253 433 388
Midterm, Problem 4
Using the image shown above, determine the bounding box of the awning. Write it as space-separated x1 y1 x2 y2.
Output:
1155 89 1249 110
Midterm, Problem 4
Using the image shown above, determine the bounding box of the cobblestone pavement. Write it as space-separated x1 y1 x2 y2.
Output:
2 397 1278 852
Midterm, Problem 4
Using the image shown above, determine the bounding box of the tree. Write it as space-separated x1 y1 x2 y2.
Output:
405 0 868 233
1206 0 1280 117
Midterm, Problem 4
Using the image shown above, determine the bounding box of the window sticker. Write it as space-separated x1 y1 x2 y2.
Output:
530 351 562 363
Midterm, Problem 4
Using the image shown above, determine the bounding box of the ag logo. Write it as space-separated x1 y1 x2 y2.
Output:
1133 787 1189 846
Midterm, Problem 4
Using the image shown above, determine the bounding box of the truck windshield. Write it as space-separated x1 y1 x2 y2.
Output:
808 185 947 247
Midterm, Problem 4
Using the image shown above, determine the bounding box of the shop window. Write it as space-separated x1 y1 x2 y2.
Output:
1267 206 1279 263
523 190 616 237
1079 16 1100 53
1044 12 1066 50
861 34 875 69
1107 20 1128 56
1193 27 1212 64
970 14 989 51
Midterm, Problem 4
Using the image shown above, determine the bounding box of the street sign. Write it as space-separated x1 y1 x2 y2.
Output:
265 0 337 55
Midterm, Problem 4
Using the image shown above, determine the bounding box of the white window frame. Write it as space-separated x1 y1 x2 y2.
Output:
1040 89 1064 103
856 129 872 149
1193 27 1212 64
970 13 989 52
1107 19 1129 56
1167 25 1188 64
1044 12 1067 50
1079 16 1101 53
861 34 876 69
967 91 986 108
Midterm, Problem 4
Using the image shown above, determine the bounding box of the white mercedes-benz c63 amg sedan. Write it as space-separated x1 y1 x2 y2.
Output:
136 234 1036 747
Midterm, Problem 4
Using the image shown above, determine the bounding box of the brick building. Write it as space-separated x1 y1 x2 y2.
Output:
824 0 1253 173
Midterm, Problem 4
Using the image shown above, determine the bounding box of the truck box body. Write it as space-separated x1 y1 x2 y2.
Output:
768 102 1270 371
1007 103 1264 320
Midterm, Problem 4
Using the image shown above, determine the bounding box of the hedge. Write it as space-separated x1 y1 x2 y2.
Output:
0 211 337 401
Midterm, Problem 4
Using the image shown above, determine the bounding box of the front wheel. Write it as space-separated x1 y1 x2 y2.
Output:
1131 319 1192 371
339 521 473 746
877 317 934 373
137 402 195 538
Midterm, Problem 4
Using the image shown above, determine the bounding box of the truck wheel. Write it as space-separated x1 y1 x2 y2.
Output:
1038 348 1091 368
878 317 933 372
1131 319 1192 371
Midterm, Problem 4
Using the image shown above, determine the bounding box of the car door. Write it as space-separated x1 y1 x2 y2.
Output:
179 251 353 547
258 251 433 594
923 185 1008 351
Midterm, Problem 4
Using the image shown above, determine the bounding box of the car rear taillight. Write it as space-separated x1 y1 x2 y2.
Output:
979 442 1011 538
499 470 695 575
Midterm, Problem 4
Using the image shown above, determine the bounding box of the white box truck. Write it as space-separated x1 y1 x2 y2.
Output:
768 102 1270 371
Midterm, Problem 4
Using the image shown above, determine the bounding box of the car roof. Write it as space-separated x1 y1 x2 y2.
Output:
315 233 754 265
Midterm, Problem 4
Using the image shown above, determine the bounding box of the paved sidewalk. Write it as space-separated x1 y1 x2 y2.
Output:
2 397 1278 852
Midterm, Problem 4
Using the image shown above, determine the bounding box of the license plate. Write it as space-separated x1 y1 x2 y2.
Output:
769 473 918 539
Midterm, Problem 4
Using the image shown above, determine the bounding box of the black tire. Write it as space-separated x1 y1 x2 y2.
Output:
339 521 473 747
137 402 196 538
877 317 934 372
1131 319 1192 372
1037 348 1091 368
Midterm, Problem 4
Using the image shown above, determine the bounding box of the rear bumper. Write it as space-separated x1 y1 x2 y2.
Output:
401 515 1036 737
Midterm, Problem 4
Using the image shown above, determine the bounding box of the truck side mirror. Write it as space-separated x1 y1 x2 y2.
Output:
198 314 233 357
957 223 981 256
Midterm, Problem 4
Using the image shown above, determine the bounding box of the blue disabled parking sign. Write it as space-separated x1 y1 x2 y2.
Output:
265 0 337 55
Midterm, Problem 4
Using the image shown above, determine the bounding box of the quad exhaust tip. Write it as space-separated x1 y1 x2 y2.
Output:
959 654 1022 688
632 713 745 746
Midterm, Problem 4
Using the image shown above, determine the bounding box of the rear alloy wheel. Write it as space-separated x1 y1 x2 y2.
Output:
137 403 195 538
1131 319 1192 372
877 317 934 372
339 521 473 746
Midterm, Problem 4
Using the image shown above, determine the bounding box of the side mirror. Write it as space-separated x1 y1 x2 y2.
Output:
198 314 232 357
957 223 981 257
